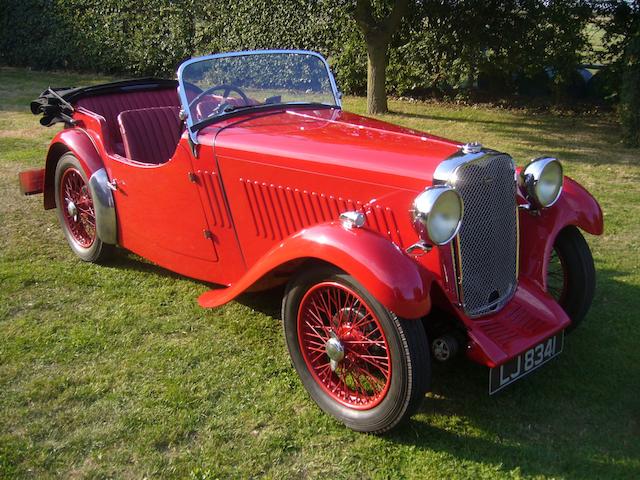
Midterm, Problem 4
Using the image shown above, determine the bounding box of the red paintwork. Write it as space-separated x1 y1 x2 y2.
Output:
29 87 603 369
107 140 244 284
198 222 433 319
519 175 603 292
18 168 45 195
463 278 571 367
43 127 105 209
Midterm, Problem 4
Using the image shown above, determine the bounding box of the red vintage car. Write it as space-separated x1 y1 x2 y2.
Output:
24 50 602 433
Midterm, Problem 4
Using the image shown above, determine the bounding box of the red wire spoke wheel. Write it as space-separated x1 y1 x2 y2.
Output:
297 281 391 409
54 153 113 263
546 247 568 304
59 167 96 248
283 266 430 433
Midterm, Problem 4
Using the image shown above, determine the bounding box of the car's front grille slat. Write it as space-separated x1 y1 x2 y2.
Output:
451 154 518 317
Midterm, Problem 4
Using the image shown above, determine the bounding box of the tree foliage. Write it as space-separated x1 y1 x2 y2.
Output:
620 20 640 146
594 0 640 146
0 0 609 102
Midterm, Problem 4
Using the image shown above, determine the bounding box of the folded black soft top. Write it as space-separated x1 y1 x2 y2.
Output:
30 77 177 127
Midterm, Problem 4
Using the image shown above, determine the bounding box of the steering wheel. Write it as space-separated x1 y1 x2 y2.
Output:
188 84 251 116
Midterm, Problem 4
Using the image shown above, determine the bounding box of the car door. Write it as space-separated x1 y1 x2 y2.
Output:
104 139 243 284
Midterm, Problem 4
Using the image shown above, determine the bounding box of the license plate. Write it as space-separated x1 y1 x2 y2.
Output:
489 331 564 394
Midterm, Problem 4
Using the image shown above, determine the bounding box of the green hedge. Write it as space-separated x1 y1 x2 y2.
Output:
0 0 594 98
620 25 640 146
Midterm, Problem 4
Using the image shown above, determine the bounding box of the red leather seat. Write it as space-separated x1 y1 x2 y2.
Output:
76 89 179 155
117 106 182 164
195 98 221 120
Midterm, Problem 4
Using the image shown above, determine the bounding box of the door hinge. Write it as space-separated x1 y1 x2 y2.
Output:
188 172 198 183
188 134 198 158
203 229 213 239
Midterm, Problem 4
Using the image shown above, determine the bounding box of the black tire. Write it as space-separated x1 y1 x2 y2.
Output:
54 153 113 263
282 265 431 433
546 226 596 332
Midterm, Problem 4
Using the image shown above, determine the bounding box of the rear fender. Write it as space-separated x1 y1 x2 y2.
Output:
198 222 434 319
43 128 104 210
43 128 117 245
519 176 603 290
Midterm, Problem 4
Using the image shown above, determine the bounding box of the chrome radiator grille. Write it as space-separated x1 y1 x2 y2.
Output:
452 154 518 317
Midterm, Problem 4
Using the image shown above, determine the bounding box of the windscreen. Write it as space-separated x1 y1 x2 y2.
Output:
179 52 338 125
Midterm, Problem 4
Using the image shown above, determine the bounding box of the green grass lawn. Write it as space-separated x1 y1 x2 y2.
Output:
1 67 639 479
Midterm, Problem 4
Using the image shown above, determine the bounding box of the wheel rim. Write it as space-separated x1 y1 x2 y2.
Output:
60 168 96 248
432 339 450 362
297 282 392 410
547 247 567 304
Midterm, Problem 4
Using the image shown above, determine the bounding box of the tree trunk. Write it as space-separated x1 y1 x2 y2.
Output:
366 41 389 114
352 0 408 115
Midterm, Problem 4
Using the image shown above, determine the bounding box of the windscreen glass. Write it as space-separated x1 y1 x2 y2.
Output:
179 52 338 125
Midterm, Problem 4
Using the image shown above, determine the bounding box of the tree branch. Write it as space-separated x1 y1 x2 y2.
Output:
353 0 409 41
382 0 409 36
353 0 377 34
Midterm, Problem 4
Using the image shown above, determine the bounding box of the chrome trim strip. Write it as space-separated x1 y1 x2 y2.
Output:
176 50 342 145
433 149 486 185
89 168 117 245
450 238 464 306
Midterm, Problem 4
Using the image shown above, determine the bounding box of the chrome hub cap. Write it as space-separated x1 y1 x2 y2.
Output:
66 200 78 222
325 334 345 372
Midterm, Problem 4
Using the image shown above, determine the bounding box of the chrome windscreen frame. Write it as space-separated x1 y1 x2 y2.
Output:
176 49 343 145
434 146 520 318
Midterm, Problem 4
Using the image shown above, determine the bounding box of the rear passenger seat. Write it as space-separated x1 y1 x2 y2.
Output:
75 89 180 156
117 106 182 164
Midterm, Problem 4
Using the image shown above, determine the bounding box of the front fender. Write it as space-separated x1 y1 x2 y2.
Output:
519 176 603 290
43 128 104 210
198 222 434 319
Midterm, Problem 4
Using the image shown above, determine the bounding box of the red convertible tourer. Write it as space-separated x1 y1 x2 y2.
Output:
24 50 603 432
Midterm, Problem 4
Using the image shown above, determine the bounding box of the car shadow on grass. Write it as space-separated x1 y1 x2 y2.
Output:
391 267 639 479
91 248 640 479
235 285 286 319
103 250 214 287
235 268 639 479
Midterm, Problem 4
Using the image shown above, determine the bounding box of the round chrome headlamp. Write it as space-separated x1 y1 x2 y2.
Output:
519 157 563 208
412 186 463 245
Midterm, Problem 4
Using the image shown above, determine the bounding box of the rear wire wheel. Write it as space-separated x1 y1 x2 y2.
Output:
546 226 596 332
283 266 430 433
54 153 113 263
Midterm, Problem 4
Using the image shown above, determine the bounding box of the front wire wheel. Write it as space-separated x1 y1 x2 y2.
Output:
298 281 392 410
546 248 568 304
283 266 431 433
54 153 113 263
546 226 596 332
